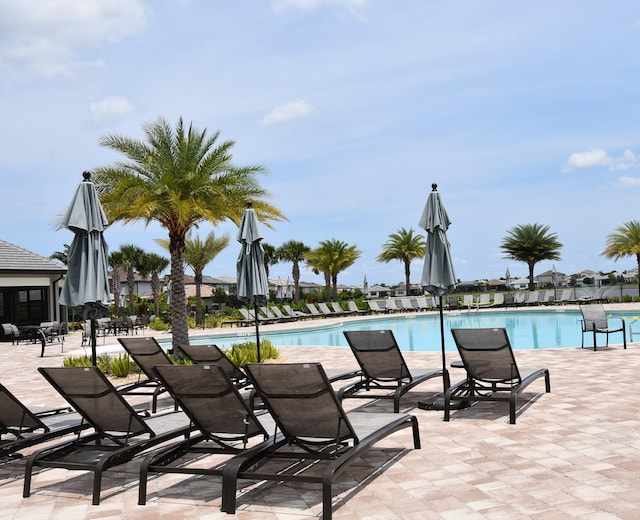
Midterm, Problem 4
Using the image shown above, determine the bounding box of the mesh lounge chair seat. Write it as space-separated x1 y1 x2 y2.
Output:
179 343 251 388
221 362 420 520
340 330 443 413
447 328 551 424
23 367 193 505
1 381 87 460
137 364 275 505
117 336 176 412
579 304 626 351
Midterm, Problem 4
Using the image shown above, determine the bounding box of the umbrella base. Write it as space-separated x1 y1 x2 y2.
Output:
418 393 473 411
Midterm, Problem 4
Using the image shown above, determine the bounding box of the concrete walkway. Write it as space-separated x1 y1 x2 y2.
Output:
1 305 640 519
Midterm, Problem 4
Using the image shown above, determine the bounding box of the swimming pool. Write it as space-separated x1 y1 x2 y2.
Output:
169 309 634 352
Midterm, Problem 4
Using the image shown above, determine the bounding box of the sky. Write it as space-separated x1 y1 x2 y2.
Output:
2 0 640 288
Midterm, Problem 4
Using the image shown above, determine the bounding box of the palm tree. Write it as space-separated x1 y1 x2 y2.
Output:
262 242 278 280
137 252 169 318
307 239 361 301
119 244 146 315
49 244 70 265
93 116 285 353
500 224 562 291
602 220 640 294
108 250 125 317
277 240 310 302
158 232 230 326
377 227 426 297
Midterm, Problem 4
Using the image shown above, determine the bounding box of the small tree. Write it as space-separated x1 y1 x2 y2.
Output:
500 224 562 291
602 220 640 295
377 228 426 296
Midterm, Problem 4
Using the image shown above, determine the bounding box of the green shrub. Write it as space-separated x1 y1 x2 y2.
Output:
149 318 171 331
225 339 279 366
110 353 137 378
97 354 112 373
624 294 633 302
63 354 92 367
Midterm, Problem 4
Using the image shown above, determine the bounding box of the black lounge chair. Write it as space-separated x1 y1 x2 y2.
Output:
179 343 250 388
137 364 275 505
23 367 193 505
447 328 551 424
579 304 626 351
1 381 87 460
340 330 443 412
221 362 420 520
117 336 175 412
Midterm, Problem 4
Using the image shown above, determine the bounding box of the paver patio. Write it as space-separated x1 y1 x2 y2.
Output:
1 305 639 519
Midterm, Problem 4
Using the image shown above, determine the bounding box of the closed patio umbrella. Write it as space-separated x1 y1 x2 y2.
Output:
551 264 559 301
418 183 460 411
505 268 512 290
236 202 269 362
276 277 284 301
363 275 369 299
285 277 293 301
59 171 111 366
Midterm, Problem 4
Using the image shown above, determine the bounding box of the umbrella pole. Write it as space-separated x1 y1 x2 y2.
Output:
439 298 450 391
91 317 97 366
254 303 261 363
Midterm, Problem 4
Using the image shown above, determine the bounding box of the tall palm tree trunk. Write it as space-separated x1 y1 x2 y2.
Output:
170 236 189 357
194 272 203 327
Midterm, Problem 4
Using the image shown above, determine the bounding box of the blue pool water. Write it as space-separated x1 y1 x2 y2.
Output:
164 309 634 352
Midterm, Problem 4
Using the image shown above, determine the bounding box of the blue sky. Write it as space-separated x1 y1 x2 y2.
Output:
2 0 640 287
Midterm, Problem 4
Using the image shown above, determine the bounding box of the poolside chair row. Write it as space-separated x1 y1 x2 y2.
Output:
15 352 419 519
9 326 552 516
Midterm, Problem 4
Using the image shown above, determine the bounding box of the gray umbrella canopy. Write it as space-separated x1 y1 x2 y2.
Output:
276 277 284 301
419 183 456 393
59 173 111 319
236 203 269 361
59 172 111 366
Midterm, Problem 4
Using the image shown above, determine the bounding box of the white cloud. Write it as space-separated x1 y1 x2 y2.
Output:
89 96 134 124
261 100 314 126
272 0 368 20
616 176 640 188
0 0 147 79
563 148 638 172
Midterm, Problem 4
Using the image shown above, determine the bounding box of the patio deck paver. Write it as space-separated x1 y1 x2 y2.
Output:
1 304 640 519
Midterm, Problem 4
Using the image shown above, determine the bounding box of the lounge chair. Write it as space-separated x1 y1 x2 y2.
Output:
305 303 323 318
318 302 340 317
447 328 551 424
491 293 505 307
578 287 609 304
542 289 556 305
330 301 349 315
463 294 474 309
579 304 626 351
23 366 193 505
347 300 367 314
399 297 416 312
221 362 421 520
282 304 309 320
137 364 274 505
367 300 388 314
0 381 87 460
385 299 402 313
117 336 175 412
557 288 575 304
447 297 461 311
524 291 540 306
415 296 433 311
477 294 492 307
179 343 250 388
268 305 296 322
340 330 444 412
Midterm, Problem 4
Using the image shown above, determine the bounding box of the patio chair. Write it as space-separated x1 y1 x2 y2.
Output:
282 304 309 320
524 291 540 306
305 302 323 318
318 302 341 317
366 300 388 314
23 366 193 505
179 343 250 388
399 297 416 311
447 328 550 424
491 293 505 307
221 362 420 520
117 336 175 412
137 364 274 505
1 381 87 460
347 300 368 314
415 296 433 311
447 297 461 310
579 304 626 351
340 330 444 412
330 301 349 315
268 305 296 322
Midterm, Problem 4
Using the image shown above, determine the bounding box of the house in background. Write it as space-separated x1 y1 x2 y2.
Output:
0 239 67 327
